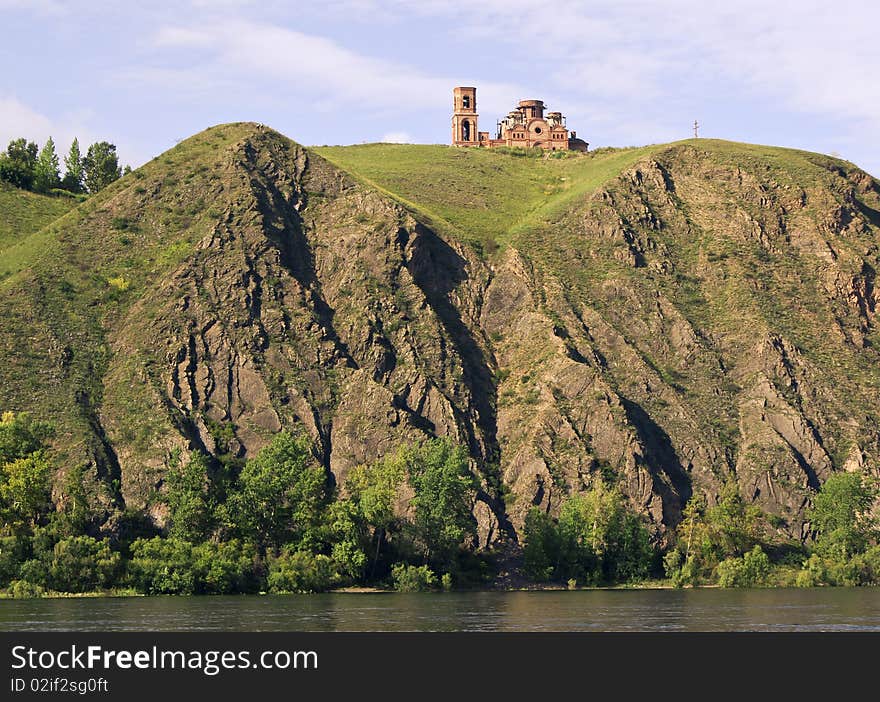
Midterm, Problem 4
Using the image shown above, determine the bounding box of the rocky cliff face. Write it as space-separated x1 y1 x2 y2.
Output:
2 124 879 552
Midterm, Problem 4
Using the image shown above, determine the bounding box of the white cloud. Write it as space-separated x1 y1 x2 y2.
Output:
145 20 522 116
361 0 880 135
0 97 99 159
0 96 149 168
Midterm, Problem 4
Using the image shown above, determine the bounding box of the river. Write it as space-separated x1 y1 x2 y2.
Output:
2 588 880 631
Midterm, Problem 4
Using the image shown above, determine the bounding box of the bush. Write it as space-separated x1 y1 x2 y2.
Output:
391 563 437 592
0 535 27 587
46 536 121 592
715 546 771 587
795 554 827 587
523 508 560 581
128 538 260 594
267 550 337 593
808 472 878 559
192 540 261 594
128 538 197 594
7 579 44 598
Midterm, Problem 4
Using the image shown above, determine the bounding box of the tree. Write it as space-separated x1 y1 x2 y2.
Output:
705 480 763 558
0 412 54 533
267 549 337 593
0 452 53 531
345 451 407 576
556 483 654 584
403 439 477 570
716 545 771 587
62 138 84 193
225 431 327 552
45 536 120 593
83 141 121 193
0 138 38 190
808 472 878 559
33 137 60 193
523 508 560 581
0 411 52 464
164 452 214 542
665 481 764 586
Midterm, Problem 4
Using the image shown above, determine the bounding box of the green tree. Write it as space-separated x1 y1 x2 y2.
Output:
82 141 121 193
403 439 477 570
808 472 878 559
225 432 326 552
556 483 653 584
345 451 407 576
33 137 60 193
705 480 763 558
0 138 38 190
716 545 771 587
390 563 438 592
52 465 92 537
0 412 54 534
164 452 213 542
267 549 337 593
0 452 53 531
62 138 84 193
323 498 368 582
0 412 52 464
523 507 560 581
45 536 120 593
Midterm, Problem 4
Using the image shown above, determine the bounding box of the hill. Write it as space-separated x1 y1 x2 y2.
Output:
1 123 879 555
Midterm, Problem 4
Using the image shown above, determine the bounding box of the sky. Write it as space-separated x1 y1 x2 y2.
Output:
1 0 879 176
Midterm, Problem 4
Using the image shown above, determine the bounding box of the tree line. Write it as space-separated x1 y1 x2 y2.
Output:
0 412 485 595
1 409 878 596
0 136 129 196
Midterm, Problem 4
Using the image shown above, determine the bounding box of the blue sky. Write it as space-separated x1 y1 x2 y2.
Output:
2 1 879 177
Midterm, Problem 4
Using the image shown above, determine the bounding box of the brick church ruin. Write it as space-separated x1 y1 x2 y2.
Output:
451 86 588 152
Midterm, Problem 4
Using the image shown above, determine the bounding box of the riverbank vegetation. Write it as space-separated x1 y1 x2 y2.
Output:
1 411 878 597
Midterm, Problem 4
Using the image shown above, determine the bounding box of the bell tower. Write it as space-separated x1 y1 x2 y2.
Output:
452 86 478 146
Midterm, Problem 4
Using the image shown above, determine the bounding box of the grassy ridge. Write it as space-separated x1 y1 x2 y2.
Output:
314 143 663 249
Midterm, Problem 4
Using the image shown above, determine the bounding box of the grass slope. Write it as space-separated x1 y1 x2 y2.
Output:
0 183 78 280
314 142 662 250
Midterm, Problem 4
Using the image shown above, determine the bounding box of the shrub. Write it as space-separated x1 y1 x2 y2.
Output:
715 546 771 587
523 508 560 581
391 563 437 592
267 550 337 593
128 538 261 594
46 536 121 592
192 540 261 594
128 538 197 594
7 579 44 598
808 472 878 559
795 554 827 587
0 535 27 587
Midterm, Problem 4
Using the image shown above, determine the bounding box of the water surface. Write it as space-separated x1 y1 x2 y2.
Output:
3 589 880 631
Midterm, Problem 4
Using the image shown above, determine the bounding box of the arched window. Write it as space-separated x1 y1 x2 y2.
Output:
462 120 471 141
